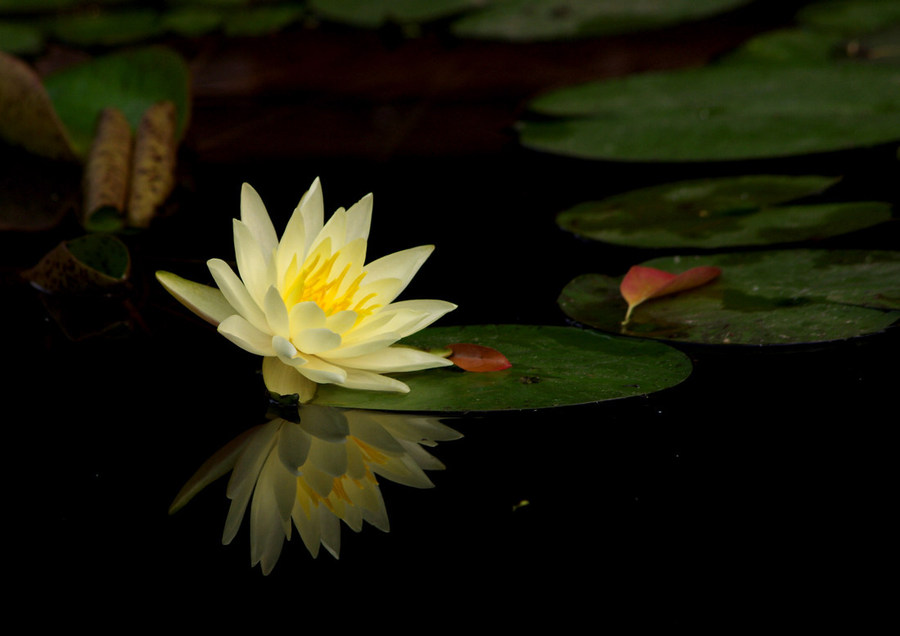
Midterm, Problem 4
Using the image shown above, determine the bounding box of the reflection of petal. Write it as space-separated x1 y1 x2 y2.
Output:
172 406 461 575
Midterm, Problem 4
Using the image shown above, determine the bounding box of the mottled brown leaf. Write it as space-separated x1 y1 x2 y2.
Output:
127 100 177 228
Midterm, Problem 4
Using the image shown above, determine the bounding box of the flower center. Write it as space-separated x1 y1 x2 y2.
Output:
281 247 379 318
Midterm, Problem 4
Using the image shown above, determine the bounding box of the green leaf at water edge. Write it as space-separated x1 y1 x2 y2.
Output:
43 46 191 159
450 0 750 42
556 174 893 249
558 250 900 346
311 324 693 412
520 65 900 161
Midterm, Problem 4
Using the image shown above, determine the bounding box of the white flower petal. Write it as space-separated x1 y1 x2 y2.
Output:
207 258 268 332
218 315 277 356
307 436 348 478
297 405 350 441
300 464 335 499
264 285 290 338
272 335 299 360
297 177 324 255
321 333 401 359
250 446 294 574
223 420 281 544
363 245 433 289
296 356 348 385
262 356 317 402
295 328 342 355
378 299 458 337
310 206 347 254
233 219 273 306
325 310 358 334
289 301 327 339
337 346 453 373
155 271 235 326
341 368 410 393
241 183 278 260
345 193 372 243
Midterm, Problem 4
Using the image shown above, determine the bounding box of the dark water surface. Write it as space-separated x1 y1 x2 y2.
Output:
3 10 897 630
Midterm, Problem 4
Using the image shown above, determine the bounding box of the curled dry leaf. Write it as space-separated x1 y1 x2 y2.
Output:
127 100 177 228
447 343 512 372
23 234 130 295
0 50 77 161
620 265 722 325
83 107 132 229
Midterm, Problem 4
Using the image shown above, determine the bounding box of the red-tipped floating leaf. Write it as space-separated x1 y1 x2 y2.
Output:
447 343 512 372
620 265 721 324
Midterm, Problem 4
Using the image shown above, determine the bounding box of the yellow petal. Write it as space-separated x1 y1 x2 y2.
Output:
240 183 278 259
233 218 272 305
264 285 290 338
296 356 348 385
218 315 276 356
289 301 327 340
262 356 317 402
296 177 324 256
345 192 372 243
378 299 458 337
155 271 234 326
364 245 433 289
340 368 410 393
336 346 453 372
207 258 269 333
325 310 358 334
307 436 348 477
295 327 342 354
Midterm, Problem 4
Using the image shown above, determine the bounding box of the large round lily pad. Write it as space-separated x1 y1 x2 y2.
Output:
519 64 900 161
450 0 750 41
311 324 692 412
556 175 893 249
43 46 191 159
559 250 900 346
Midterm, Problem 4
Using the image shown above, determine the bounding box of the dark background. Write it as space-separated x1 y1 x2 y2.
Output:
2 2 896 629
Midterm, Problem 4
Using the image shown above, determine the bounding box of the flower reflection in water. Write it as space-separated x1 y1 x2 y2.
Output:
170 405 462 574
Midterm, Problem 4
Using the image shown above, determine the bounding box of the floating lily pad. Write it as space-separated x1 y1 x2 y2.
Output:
451 0 750 41
797 0 900 37
309 0 480 28
43 46 191 159
520 64 900 161
558 250 900 346
720 28 850 67
312 324 692 412
48 9 165 47
556 175 893 249
0 21 45 55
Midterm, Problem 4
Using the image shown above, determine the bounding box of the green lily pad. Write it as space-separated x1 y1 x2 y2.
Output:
556 175 893 249
797 0 900 37
0 21 45 55
450 0 750 41
43 46 191 159
558 250 900 346
309 0 480 28
519 64 900 161
49 9 165 47
221 4 304 36
311 324 693 412
720 28 850 67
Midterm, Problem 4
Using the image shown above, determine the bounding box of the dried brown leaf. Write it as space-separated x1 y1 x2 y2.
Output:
127 100 177 228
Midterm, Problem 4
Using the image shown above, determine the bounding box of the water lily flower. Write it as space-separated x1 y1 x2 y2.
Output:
157 178 456 401
169 406 462 574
